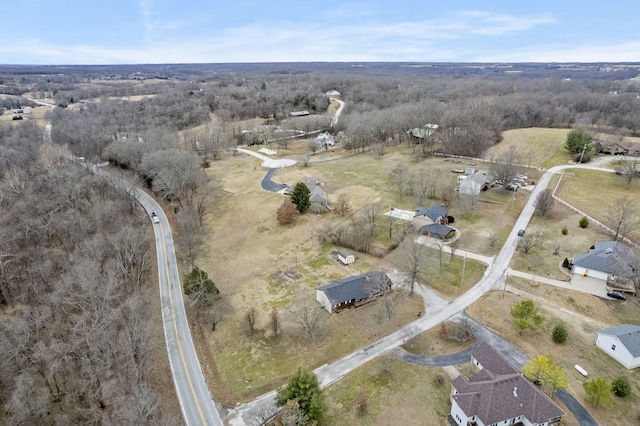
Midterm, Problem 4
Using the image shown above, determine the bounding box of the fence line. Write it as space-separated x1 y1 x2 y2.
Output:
551 171 640 250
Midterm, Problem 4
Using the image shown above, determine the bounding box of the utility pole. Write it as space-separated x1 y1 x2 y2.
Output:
460 253 467 285
579 144 587 164
502 271 508 299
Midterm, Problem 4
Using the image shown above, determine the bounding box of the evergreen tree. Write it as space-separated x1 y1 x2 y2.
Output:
184 267 220 308
565 127 593 154
277 368 326 422
291 182 310 213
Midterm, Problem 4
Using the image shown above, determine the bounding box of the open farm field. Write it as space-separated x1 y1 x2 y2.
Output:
484 127 572 167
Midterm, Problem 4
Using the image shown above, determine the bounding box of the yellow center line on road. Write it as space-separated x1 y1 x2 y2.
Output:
159 220 207 425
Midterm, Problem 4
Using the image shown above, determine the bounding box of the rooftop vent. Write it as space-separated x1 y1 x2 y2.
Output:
606 248 613 254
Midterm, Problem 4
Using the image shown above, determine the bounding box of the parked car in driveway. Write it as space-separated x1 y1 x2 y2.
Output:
607 291 627 301
506 183 519 191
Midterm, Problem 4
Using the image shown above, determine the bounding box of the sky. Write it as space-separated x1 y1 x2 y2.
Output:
1 1 639 65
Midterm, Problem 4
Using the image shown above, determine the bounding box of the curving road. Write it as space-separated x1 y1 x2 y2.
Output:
135 188 223 426
133 188 223 426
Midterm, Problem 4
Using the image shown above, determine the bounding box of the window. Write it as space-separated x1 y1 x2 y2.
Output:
612 344 616 351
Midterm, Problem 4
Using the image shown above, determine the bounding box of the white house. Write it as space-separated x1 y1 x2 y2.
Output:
314 132 335 148
571 241 637 285
595 324 640 369
451 343 564 426
338 250 355 265
458 170 494 196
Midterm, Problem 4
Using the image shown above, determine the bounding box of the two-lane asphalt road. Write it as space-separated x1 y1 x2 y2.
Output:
135 189 223 426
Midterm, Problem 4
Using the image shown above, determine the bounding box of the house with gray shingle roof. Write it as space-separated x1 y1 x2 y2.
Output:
450 343 564 426
571 241 637 286
595 324 640 369
413 204 448 228
420 223 455 240
315 271 392 313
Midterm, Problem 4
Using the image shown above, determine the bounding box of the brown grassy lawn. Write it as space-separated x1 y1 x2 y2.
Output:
483 128 572 167
467 286 640 426
323 326 475 425
193 143 494 403
0 104 49 126
509 202 612 279
190 126 640 414
323 357 454 425
554 168 640 241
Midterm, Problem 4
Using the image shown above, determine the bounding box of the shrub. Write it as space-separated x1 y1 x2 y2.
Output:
552 323 568 343
562 257 570 268
561 226 568 235
579 216 589 228
611 376 631 397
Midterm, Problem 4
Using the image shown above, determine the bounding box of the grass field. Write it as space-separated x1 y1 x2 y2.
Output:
186 123 640 420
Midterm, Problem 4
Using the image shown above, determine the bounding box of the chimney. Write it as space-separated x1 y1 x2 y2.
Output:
513 387 518 397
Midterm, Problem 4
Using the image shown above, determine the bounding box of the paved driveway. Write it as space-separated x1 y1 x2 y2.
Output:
393 312 597 426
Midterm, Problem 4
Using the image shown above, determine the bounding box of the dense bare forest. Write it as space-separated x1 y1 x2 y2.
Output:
0 125 178 423
1 62 639 423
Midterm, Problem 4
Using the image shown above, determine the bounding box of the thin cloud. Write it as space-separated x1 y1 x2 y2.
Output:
476 40 640 63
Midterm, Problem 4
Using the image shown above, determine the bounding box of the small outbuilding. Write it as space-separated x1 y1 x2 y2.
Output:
338 250 355 265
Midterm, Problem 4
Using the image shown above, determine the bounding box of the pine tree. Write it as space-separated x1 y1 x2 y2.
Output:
290 182 311 213
276 368 326 422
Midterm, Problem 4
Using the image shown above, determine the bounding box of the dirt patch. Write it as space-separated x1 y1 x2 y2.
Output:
269 269 303 286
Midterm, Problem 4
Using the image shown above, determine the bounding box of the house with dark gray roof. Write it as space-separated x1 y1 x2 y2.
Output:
284 177 328 209
450 343 564 426
413 204 448 228
315 271 392 313
571 241 637 288
595 324 640 369
420 223 455 240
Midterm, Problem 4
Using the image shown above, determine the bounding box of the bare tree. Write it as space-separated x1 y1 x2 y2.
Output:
292 303 324 342
391 163 409 196
491 146 521 184
175 208 205 269
605 197 640 241
270 309 281 337
139 149 207 207
615 155 640 187
245 307 257 335
534 188 555 216
307 139 319 154
406 241 425 294
362 204 379 237
488 232 497 247
518 230 542 254
194 177 221 226
333 193 351 216
365 272 396 320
